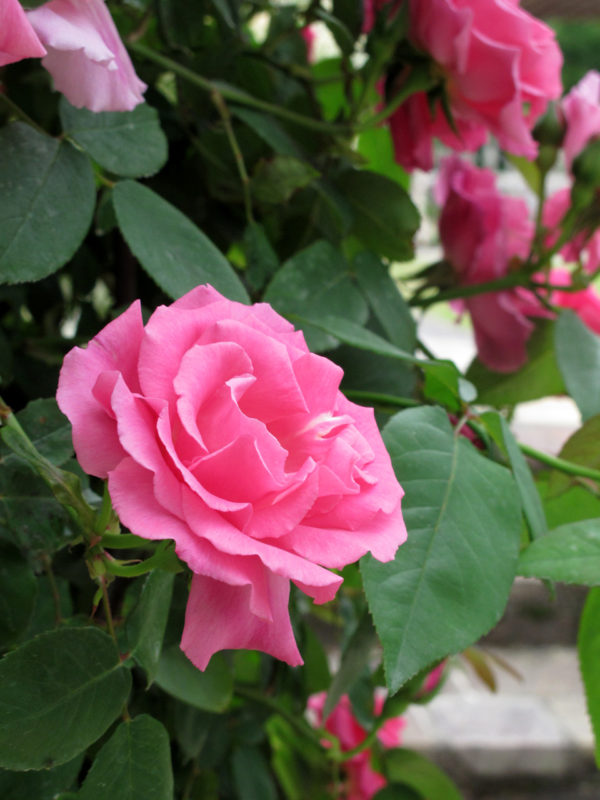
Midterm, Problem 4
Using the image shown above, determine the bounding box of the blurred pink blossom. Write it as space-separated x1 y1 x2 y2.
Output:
388 0 562 171
549 268 600 336
308 691 405 799
436 156 550 372
0 0 46 67
543 187 600 274
561 71 600 170
27 0 146 111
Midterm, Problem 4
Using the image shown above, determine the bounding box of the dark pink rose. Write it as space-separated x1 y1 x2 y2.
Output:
308 691 405 799
543 187 600 274
388 0 562 171
436 156 550 372
57 286 406 669
27 0 146 112
561 71 600 170
301 25 316 62
548 268 600 336
0 0 46 67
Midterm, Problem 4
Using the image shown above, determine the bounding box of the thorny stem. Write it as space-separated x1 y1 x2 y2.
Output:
0 93 46 135
519 442 600 483
211 90 254 224
99 575 116 642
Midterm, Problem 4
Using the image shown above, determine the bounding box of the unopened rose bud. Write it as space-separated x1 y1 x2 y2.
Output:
533 101 564 148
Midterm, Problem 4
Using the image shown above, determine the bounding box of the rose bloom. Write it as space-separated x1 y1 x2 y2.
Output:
26 0 146 112
548 268 600 336
436 156 550 372
543 187 600 275
57 285 406 669
308 691 405 800
561 71 600 170
387 0 562 171
0 0 47 67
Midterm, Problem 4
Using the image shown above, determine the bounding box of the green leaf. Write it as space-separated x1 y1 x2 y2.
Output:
548 415 600 497
0 543 37 647
0 399 73 468
578 588 600 766
232 746 278 800
518 519 600 584
79 715 173 800
125 571 174 685
384 748 464 800
264 241 368 352
0 627 131 770
356 127 409 189
60 99 168 178
113 180 249 303
353 252 416 351
232 107 303 158
0 459 74 555
336 170 419 261
538 474 600 528
505 153 542 194
23 575 72 640
480 412 548 540
251 155 320 205
0 755 83 800
0 123 95 283
467 321 564 406
243 222 280 292
555 310 600 421
373 786 421 800
155 645 233 712
323 612 376 720
361 406 522 692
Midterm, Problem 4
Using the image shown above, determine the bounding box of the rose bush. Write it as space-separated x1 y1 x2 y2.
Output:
308 691 405 799
435 155 550 372
387 0 562 171
56 285 406 670
26 0 146 111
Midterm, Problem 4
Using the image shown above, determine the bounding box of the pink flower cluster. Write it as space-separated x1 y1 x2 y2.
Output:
383 0 562 171
57 286 406 670
436 156 600 371
435 156 549 373
1 0 145 112
308 691 405 800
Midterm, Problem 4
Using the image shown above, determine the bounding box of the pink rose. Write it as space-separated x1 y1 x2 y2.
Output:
388 0 562 171
301 25 316 63
543 188 600 274
0 0 47 67
308 691 405 800
436 156 551 372
548 268 600 336
26 0 146 112
57 285 406 669
561 71 600 170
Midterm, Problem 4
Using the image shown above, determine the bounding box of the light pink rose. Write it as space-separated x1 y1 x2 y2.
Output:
308 691 405 800
548 268 600 336
388 0 562 171
57 285 406 669
26 0 146 112
561 71 600 170
0 0 47 67
543 187 600 274
436 156 551 372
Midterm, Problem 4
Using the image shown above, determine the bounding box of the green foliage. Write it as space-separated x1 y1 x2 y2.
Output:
155 646 233 712
79 716 173 800
0 124 95 283
60 100 168 178
555 310 600 421
362 406 522 692
0 627 131 770
113 180 249 303
384 749 464 799
519 519 600 585
578 588 600 766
